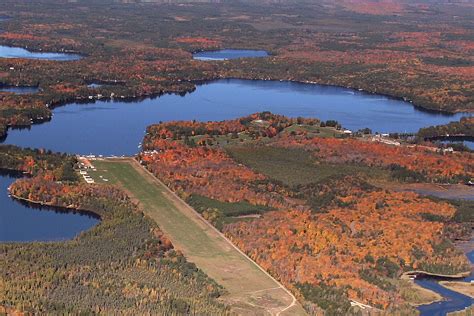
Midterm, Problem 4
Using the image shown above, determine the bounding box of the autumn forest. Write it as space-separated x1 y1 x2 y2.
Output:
1 0 473 315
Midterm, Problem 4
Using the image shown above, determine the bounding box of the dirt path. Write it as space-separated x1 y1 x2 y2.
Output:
96 158 306 316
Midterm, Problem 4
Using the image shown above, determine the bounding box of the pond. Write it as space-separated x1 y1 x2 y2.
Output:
0 45 82 61
2 79 469 156
193 49 269 60
0 171 99 242
0 85 39 94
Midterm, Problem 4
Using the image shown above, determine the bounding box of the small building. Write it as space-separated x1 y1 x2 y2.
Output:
78 157 94 169
371 137 400 146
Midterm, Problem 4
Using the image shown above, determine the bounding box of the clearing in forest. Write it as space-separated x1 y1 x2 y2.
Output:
89 158 307 316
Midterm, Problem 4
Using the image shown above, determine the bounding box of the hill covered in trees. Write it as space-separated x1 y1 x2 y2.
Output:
139 113 473 313
418 117 474 140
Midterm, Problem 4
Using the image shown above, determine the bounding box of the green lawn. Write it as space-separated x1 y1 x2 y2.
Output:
187 194 271 217
283 124 344 138
89 159 306 316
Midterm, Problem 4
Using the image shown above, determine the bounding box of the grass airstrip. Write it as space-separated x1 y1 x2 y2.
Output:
87 158 306 316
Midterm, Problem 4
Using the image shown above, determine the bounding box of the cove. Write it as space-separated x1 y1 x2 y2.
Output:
416 245 474 316
2 79 469 156
0 171 99 242
193 49 269 60
0 45 82 61
416 277 473 316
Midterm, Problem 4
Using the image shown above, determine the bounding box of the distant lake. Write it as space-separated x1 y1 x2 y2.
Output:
87 83 103 88
0 85 39 94
0 172 99 242
3 79 469 156
0 45 82 61
193 49 269 60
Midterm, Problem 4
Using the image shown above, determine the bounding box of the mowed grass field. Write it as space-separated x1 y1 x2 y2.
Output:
89 159 306 316
226 146 386 187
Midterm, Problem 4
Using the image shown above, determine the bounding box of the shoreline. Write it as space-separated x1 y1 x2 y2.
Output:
8 190 101 221
402 270 471 280
408 236 474 312
439 281 474 299
1 76 471 141
386 182 474 201
406 281 444 307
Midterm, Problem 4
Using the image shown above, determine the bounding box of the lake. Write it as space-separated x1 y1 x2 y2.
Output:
0 171 99 242
193 49 269 60
0 85 39 94
2 79 468 156
0 45 82 61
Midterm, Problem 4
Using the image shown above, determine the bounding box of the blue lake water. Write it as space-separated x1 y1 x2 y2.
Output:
0 45 82 61
2 79 469 156
87 83 103 88
441 140 474 151
416 278 473 316
193 49 269 60
0 85 39 94
468 250 474 271
0 172 99 242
